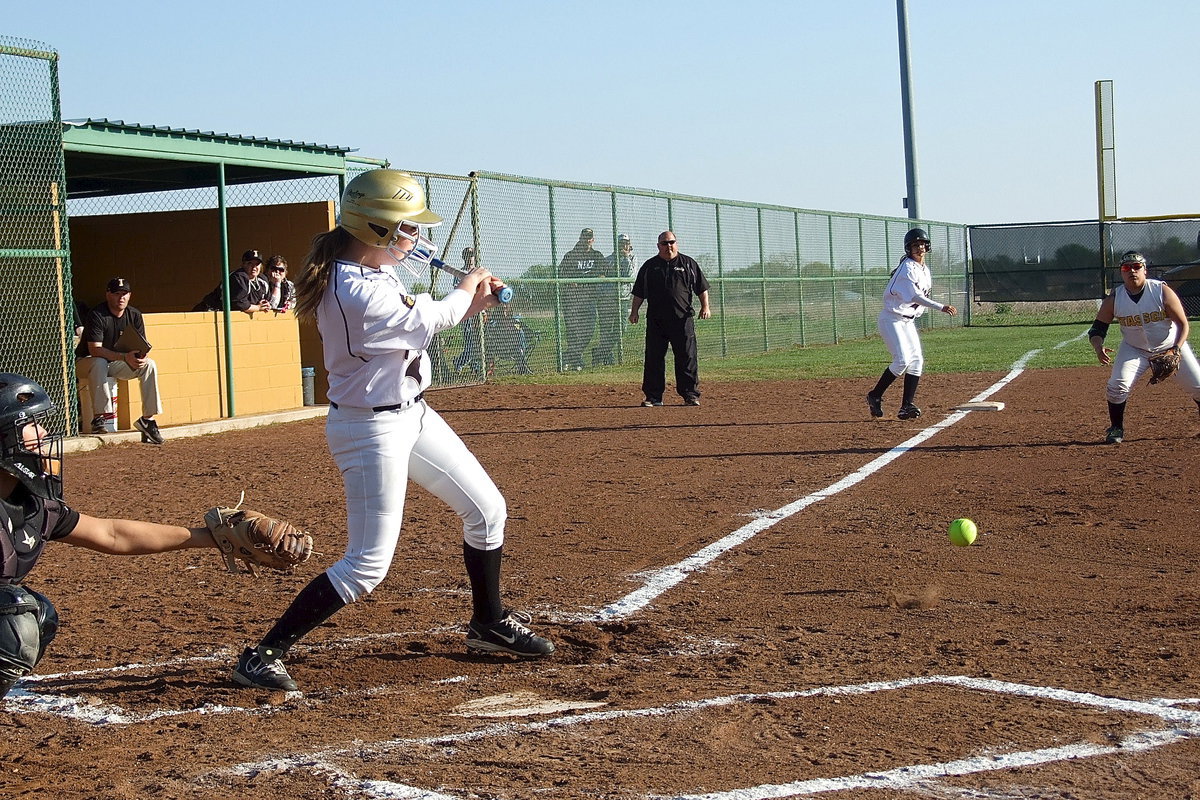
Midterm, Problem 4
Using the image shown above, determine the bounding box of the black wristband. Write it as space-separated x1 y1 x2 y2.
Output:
1087 319 1109 340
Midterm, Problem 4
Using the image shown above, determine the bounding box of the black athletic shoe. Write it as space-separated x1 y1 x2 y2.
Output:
90 415 106 434
897 404 922 420
866 393 883 418
1105 426 1124 444
134 416 164 445
641 398 663 407
466 610 555 657
684 397 701 407
233 646 298 691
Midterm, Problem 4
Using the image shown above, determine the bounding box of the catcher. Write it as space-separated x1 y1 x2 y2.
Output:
0 372 311 699
1088 251 1200 444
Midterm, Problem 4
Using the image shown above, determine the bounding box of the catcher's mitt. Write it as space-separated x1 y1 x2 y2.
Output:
204 507 313 575
1148 346 1181 385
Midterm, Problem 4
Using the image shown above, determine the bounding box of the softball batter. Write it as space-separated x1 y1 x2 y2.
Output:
233 169 554 691
1088 251 1200 444
866 228 957 420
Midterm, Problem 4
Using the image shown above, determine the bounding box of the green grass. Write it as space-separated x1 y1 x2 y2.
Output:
488 323 1099 385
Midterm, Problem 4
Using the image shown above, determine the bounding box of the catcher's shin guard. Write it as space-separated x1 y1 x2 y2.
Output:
0 585 58 698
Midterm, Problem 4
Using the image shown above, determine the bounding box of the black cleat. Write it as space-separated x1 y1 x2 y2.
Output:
1105 426 1124 444
897 404 922 420
684 397 701 407
466 610 555 657
641 399 663 407
233 646 298 691
866 393 883 418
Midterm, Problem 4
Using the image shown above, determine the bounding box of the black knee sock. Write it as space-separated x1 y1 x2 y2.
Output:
258 571 347 660
463 542 504 624
870 368 898 398
901 373 921 407
1108 401 1126 428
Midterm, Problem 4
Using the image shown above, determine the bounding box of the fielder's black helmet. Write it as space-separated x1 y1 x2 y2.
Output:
904 228 931 251
0 373 63 501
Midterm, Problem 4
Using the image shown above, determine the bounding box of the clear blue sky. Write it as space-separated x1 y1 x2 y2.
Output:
6 0 1197 225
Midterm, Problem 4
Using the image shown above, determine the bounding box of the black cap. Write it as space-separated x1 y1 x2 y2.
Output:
241 249 263 263
580 228 594 239
106 277 132 293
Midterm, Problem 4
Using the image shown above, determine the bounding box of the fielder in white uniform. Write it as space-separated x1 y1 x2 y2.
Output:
232 169 554 692
1088 251 1200 444
867 228 957 420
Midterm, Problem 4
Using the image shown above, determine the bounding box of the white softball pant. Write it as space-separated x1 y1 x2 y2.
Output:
877 310 923 377
324 401 506 603
1106 340 1200 404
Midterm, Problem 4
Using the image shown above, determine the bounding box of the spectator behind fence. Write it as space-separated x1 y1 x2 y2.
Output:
594 233 635 366
454 247 484 375
75 278 165 444
558 227 604 371
193 249 270 313
264 255 296 312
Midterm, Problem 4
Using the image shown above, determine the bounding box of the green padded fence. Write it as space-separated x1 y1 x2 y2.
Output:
0 36 74 431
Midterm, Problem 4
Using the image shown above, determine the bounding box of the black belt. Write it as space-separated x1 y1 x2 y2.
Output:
330 393 424 413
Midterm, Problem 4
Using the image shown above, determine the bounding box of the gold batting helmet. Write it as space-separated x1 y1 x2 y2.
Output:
339 169 442 248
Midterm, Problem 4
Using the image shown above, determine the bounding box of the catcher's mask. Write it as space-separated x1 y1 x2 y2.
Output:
0 373 64 502
338 169 443 276
904 228 931 253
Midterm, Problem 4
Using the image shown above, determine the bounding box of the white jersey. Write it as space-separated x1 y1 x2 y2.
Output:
1114 278 1176 354
318 259 472 408
881 256 942 318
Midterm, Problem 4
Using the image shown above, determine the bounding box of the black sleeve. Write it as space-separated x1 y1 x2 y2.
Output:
45 499 81 541
229 271 252 311
631 262 650 299
81 308 105 348
690 257 710 294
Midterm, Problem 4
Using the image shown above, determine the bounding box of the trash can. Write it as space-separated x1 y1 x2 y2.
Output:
301 367 316 406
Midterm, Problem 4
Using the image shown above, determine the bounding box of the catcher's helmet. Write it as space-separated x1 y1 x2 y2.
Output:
904 228 931 251
1119 251 1148 269
0 373 63 502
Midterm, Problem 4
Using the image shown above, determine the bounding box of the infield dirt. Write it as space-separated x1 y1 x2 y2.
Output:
4 368 1198 799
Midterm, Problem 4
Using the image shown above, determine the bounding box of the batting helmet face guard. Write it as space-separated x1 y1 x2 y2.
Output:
339 169 443 273
904 228 931 253
0 373 64 502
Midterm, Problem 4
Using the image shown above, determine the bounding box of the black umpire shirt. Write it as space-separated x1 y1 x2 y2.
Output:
631 254 710 321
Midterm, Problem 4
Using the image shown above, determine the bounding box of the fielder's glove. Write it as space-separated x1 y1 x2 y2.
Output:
204 506 313 576
1147 346 1181 384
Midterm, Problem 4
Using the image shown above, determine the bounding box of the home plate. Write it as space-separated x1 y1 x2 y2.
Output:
952 401 1005 412
452 691 608 718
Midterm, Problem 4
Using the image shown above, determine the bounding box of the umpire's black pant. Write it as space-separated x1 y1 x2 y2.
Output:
642 315 699 402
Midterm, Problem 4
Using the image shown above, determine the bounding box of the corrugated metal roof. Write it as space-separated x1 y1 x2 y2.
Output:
64 118 353 154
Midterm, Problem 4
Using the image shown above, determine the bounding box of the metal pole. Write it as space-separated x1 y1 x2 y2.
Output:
897 0 921 220
217 163 235 417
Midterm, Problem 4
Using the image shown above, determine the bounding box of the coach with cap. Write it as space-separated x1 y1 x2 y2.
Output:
193 249 271 313
557 228 605 370
76 277 165 443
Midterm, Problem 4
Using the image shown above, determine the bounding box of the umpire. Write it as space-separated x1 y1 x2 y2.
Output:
629 231 711 406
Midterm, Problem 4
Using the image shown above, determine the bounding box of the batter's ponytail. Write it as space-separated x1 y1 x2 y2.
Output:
294 227 354 324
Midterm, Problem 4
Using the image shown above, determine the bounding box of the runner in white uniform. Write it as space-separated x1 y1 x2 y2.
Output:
1088 251 1200 444
232 169 554 691
866 228 957 420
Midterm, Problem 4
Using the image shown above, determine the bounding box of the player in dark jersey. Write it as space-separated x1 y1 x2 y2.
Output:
0 373 230 699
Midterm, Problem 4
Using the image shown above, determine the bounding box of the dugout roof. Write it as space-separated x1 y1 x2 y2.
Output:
61 118 356 198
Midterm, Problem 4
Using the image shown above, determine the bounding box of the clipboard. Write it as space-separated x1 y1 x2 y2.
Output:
115 324 152 356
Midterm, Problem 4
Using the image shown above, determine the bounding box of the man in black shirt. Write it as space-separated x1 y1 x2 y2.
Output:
193 249 271 314
558 228 604 370
76 278 165 443
629 232 712 406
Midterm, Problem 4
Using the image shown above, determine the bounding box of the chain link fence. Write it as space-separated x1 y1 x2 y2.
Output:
968 218 1200 325
0 36 74 430
408 170 968 378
